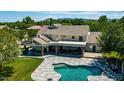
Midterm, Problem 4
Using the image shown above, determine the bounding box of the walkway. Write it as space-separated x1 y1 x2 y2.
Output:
31 55 115 81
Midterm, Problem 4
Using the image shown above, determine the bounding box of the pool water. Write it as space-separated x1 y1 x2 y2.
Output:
53 64 102 81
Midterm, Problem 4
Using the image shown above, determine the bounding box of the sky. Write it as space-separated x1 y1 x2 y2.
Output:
0 11 124 22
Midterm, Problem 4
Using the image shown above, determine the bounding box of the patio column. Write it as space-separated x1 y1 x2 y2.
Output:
81 47 84 57
41 47 44 56
46 47 49 53
55 46 58 54
122 63 124 73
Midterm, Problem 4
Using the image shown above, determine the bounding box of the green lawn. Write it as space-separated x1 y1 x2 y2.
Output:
5 57 43 81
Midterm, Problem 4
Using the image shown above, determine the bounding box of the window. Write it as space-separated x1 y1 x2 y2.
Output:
79 36 83 41
72 36 75 39
89 45 93 48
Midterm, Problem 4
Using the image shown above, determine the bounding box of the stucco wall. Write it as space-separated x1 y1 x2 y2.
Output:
49 35 86 41
85 43 101 52
51 35 61 41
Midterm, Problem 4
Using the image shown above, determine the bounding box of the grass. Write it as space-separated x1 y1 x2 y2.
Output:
5 57 44 81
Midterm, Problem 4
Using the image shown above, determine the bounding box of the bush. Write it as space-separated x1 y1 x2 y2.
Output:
103 51 121 59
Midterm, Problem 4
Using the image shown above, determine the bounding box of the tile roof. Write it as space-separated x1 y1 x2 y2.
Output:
33 35 52 45
0 25 7 29
37 26 48 36
33 37 48 45
37 25 89 36
39 35 52 42
27 25 42 30
87 32 101 43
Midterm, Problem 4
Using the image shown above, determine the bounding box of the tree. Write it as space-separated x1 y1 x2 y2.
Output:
23 16 34 24
98 15 108 31
111 19 118 23
86 20 99 31
119 16 124 24
17 29 38 41
98 22 124 73
103 51 122 72
98 15 107 23
27 29 38 39
71 18 84 25
0 28 19 66
98 22 124 54
22 16 35 28
17 29 27 41
0 28 16 80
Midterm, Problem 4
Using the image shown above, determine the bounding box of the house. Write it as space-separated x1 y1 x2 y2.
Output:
27 25 42 30
0 25 7 29
26 25 101 57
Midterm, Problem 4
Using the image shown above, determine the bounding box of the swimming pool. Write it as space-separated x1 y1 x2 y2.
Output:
53 63 102 81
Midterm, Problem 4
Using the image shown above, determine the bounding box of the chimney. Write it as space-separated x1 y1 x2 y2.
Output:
49 18 53 26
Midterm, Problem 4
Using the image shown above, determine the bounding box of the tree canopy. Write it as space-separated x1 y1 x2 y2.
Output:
0 28 19 65
98 22 124 54
22 16 34 24
97 17 124 73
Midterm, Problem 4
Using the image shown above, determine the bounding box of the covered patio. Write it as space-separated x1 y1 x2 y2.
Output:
24 36 86 57
46 41 86 56
25 40 86 57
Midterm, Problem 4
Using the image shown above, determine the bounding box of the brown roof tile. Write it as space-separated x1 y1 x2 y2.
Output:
33 37 48 45
0 25 7 29
28 25 42 30
87 32 101 43
37 25 89 36
39 35 52 42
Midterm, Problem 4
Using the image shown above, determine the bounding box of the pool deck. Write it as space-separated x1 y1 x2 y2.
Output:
31 55 118 81
84 52 102 58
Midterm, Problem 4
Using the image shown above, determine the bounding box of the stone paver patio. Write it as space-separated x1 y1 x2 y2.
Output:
84 52 102 58
31 55 115 81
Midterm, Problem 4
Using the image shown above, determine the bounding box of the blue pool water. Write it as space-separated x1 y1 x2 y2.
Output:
53 64 102 81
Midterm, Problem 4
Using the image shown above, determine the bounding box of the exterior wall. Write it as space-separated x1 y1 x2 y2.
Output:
85 43 101 52
61 35 86 41
46 34 87 42
51 35 61 41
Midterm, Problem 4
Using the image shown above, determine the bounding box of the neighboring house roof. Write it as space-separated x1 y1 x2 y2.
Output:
37 25 89 36
87 32 101 44
54 24 62 26
0 25 7 29
27 25 42 30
